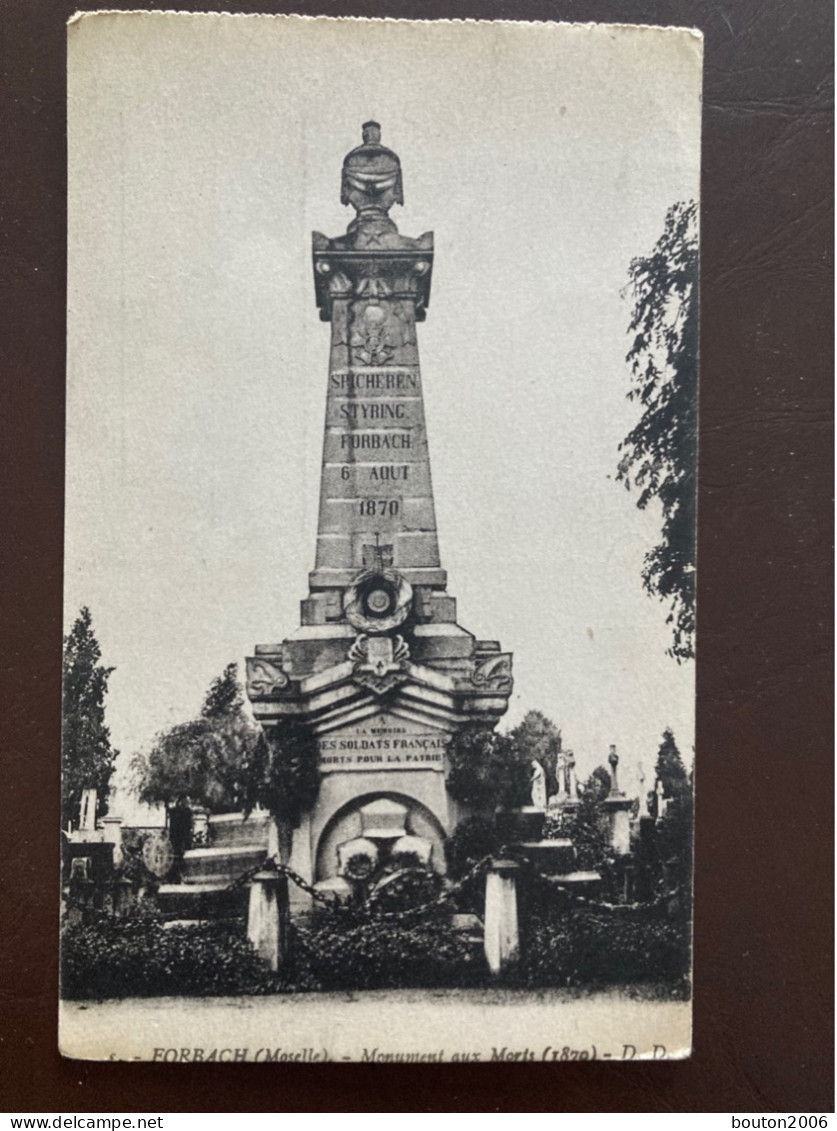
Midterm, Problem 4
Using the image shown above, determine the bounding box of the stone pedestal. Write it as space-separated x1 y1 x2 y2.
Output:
611 807 632 854
247 872 290 972
66 858 95 925
602 796 634 855
190 808 210 847
484 858 522 977
112 876 135 918
99 816 124 867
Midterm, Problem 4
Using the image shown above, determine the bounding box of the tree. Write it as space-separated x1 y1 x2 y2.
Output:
568 766 613 870
62 607 119 828
617 200 698 661
507 710 563 797
652 727 690 805
243 720 321 864
648 728 693 902
446 726 527 812
133 663 260 814
201 663 244 719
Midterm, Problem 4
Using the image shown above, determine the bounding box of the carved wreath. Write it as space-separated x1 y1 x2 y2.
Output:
343 569 413 634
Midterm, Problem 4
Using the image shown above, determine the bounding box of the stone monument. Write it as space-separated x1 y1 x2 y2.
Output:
245 123 514 908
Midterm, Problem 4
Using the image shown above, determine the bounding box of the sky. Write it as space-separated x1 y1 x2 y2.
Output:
66 14 702 817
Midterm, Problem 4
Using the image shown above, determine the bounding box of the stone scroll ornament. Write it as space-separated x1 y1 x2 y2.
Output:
471 654 514 692
245 657 289 698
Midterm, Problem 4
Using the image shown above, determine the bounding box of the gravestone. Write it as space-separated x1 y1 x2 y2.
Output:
246 124 514 908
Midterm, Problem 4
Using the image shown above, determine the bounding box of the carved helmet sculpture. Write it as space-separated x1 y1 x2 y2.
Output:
341 121 404 217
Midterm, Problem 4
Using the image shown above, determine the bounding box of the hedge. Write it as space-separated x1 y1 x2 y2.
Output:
61 908 690 999
61 921 282 999
516 906 691 992
295 914 484 991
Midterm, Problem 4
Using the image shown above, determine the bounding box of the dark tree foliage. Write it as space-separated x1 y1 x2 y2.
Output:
567 766 613 871
583 764 612 804
648 728 693 894
446 726 528 812
201 663 244 719
244 719 321 862
62 607 119 828
617 200 698 662
655 785 694 896
133 663 261 814
445 815 503 879
653 727 690 804
627 728 694 917
507 710 563 797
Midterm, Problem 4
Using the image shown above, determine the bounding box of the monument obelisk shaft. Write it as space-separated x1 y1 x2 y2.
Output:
308 121 445 608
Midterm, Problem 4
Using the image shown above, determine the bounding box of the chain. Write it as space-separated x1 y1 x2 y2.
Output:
223 858 275 894
359 851 497 921
64 856 683 924
537 873 682 913
223 850 498 922
224 856 344 910
231 852 681 919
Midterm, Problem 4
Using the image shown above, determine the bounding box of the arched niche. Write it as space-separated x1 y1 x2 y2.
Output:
315 791 448 882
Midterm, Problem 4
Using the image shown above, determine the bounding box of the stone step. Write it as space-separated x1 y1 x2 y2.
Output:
159 881 234 895
156 883 249 917
541 870 602 887
180 845 267 883
450 912 483 944
497 807 547 842
208 812 272 849
515 839 577 875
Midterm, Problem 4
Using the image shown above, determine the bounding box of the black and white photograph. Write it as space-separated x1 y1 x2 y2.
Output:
60 12 701 1063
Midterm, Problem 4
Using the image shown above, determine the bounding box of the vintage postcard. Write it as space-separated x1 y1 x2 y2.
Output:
61 12 701 1063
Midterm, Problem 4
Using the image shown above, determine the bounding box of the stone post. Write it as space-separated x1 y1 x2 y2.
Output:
247 871 291 972
99 816 124 867
484 858 521 978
